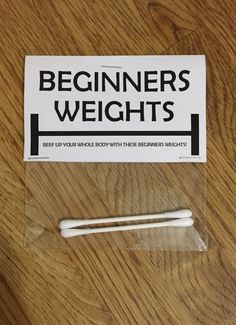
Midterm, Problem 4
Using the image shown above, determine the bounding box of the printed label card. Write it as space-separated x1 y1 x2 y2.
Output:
24 55 206 162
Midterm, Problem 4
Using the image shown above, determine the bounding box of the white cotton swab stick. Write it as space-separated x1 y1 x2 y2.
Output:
59 209 192 230
60 217 194 238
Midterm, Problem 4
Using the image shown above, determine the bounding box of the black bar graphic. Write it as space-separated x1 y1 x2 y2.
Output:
31 114 39 156
30 114 199 156
191 114 199 155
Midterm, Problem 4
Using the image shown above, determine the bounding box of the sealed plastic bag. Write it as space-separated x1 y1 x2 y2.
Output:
25 162 207 251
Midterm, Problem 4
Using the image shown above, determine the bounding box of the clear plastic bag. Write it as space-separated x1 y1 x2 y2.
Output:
25 162 207 251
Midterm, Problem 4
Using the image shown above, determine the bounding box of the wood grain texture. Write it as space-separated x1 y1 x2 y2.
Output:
0 0 235 324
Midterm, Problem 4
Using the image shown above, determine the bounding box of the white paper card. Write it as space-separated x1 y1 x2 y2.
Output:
24 55 206 162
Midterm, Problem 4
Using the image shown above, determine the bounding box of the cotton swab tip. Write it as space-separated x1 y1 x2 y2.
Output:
60 229 87 238
59 219 86 230
171 209 192 218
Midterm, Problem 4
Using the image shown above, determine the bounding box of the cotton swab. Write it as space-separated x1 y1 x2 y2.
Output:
59 209 192 230
60 217 194 238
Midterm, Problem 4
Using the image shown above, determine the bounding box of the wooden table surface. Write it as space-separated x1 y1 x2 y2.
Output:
0 0 235 324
